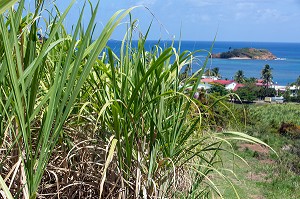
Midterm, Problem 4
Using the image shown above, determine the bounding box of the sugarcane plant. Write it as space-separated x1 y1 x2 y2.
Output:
78 19 274 198
0 0 134 198
0 0 274 198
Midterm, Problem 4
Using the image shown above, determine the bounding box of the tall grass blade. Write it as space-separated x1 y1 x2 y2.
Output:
0 175 13 199
0 0 18 14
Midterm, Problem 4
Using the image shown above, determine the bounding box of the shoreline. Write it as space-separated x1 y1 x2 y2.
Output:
228 57 252 60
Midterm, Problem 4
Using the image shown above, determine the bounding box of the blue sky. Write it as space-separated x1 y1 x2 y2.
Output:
32 0 300 42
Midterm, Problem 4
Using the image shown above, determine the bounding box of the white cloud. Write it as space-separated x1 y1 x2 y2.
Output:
136 0 158 7
236 2 255 9
254 8 291 22
187 0 225 7
234 12 247 20
200 15 211 21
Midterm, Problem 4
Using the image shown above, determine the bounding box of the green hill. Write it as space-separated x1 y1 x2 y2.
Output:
211 48 277 60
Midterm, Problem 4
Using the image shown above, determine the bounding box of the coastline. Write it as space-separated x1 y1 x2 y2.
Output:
107 40 300 85
228 57 251 60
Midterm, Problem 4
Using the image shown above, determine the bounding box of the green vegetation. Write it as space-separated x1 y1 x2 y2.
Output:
209 83 229 96
288 75 300 87
204 67 221 78
234 70 246 83
244 104 300 198
247 104 300 134
2 1 299 198
284 76 300 102
261 64 273 88
234 85 276 102
296 76 300 86
213 103 300 199
0 1 270 198
212 48 276 60
235 85 257 102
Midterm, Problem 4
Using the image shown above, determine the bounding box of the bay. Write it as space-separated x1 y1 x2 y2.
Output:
107 40 300 85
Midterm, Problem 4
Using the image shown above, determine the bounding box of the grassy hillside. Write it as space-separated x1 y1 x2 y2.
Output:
216 103 300 198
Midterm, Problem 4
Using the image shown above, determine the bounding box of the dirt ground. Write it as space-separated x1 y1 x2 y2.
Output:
239 143 270 154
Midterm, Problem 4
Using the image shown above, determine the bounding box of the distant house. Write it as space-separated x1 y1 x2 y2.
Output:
200 78 245 91
201 75 220 80
201 78 215 83
211 80 244 91
198 77 290 99
255 79 274 87
226 82 244 91
289 85 300 96
271 85 286 91
197 83 211 90
183 83 211 91
213 79 234 85
255 79 266 87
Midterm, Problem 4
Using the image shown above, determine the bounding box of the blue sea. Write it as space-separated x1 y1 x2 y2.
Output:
107 40 300 85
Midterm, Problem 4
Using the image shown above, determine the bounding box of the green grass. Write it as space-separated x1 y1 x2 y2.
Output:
214 103 300 199
247 104 300 133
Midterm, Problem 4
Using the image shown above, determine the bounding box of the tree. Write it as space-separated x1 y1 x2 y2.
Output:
283 89 291 102
234 70 245 83
295 75 300 86
209 83 228 96
179 64 191 81
235 83 259 102
245 77 257 84
235 87 256 102
257 87 276 99
204 67 221 78
204 69 210 76
185 64 192 76
261 64 273 88
212 67 220 78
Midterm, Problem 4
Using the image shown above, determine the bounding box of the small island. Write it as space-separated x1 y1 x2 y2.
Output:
211 48 277 60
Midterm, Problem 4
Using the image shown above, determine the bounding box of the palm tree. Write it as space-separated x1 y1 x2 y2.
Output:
234 70 245 83
212 67 221 78
261 64 273 88
204 69 211 76
179 64 192 81
295 75 300 86
205 67 221 78
185 64 192 76
246 77 257 83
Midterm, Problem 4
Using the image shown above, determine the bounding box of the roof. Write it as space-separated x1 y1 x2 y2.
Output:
233 83 244 91
255 83 266 86
197 83 211 90
257 79 264 83
213 80 234 85
201 78 215 83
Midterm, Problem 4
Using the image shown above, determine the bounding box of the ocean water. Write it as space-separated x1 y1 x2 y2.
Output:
107 40 300 85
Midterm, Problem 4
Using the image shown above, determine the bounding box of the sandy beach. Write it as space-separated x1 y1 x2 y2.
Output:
228 57 252 60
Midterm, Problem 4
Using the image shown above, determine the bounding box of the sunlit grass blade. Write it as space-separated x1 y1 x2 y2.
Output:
0 0 18 14
0 174 13 199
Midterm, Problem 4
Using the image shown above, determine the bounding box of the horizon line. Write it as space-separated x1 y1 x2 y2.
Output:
108 39 300 44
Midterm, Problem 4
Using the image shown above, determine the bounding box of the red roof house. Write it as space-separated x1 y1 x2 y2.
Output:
201 78 215 83
213 80 234 85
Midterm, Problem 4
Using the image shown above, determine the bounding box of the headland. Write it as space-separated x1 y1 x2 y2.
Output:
211 48 277 60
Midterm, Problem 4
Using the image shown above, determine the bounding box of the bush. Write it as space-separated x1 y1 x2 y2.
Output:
235 84 257 102
279 122 300 138
256 87 276 99
209 83 228 96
